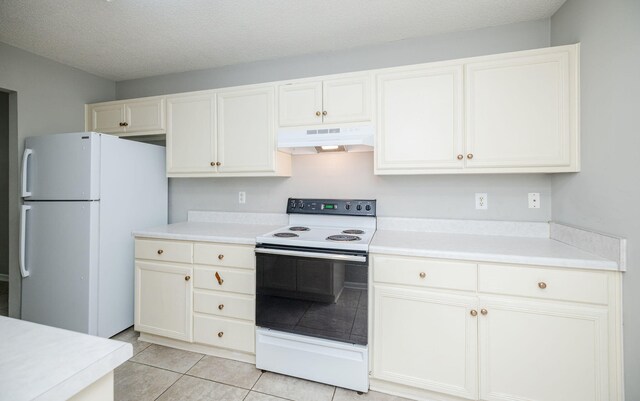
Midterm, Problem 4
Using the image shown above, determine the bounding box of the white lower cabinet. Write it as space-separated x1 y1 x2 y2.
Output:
370 254 623 401
135 261 193 342
135 238 256 361
373 285 478 399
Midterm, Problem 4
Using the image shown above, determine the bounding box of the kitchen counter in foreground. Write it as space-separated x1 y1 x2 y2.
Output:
370 229 620 271
0 316 132 401
132 221 282 244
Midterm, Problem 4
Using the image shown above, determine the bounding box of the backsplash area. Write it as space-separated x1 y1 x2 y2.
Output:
168 152 551 223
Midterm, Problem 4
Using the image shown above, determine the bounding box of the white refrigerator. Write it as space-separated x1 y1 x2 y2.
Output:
20 132 167 338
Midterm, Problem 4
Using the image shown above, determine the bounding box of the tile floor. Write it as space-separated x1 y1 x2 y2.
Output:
0 281 8 316
111 327 410 401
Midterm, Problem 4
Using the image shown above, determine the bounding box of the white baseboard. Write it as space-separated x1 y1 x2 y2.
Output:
0 274 8 282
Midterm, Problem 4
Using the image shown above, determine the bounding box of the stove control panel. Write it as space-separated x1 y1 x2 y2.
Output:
287 198 376 216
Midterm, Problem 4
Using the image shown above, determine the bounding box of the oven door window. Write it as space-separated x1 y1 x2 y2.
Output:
256 252 368 345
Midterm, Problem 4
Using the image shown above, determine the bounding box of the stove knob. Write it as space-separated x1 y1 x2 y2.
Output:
365 205 371 211
356 205 362 211
299 203 304 209
345 204 351 210
290 202 296 208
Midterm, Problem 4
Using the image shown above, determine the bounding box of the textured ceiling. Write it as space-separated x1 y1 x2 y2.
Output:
0 0 566 81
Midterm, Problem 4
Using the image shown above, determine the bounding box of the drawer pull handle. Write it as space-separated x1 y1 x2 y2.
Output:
215 272 224 285
218 304 224 310
538 282 547 289
157 249 163 255
184 275 191 281
218 254 224 260
419 272 426 279
218 331 224 338
470 310 478 317
481 309 488 315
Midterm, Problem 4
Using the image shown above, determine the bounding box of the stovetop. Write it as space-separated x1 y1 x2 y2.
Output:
255 198 377 252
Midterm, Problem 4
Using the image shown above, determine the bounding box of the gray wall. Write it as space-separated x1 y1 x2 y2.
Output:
116 19 554 224
550 0 640 398
0 42 116 316
0 92 8 276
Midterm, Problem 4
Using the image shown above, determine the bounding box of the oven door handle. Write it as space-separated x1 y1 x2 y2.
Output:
255 247 367 263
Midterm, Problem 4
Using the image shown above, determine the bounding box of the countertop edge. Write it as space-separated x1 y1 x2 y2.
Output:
133 231 257 245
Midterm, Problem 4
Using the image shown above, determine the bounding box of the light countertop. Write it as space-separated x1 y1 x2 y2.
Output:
133 221 282 244
0 316 132 401
370 229 620 271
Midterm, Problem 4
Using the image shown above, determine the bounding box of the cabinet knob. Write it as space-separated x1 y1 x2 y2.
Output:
315 111 321 116
218 254 224 260
119 122 125 127
122 122 129 127
457 154 464 160
210 162 216 166
218 331 224 338
322 111 327 116
157 249 164 255
216 162 221 166
467 153 474 159
215 272 224 285
419 272 426 279
481 309 488 315
218 304 224 310
538 282 547 289
470 310 478 317
184 275 191 281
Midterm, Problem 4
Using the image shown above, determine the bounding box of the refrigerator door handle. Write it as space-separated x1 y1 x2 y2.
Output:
20 205 31 278
22 148 33 197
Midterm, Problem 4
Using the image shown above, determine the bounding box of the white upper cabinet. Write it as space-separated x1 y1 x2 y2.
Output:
87 97 165 135
465 46 578 171
374 44 579 175
278 75 372 127
166 93 216 175
217 86 276 173
375 63 464 172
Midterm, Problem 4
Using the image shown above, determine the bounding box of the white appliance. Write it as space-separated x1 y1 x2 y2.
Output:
255 198 376 392
277 124 374 154
20 132 167 338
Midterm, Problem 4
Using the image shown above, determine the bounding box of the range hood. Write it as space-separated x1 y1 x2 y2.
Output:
277 124 374 154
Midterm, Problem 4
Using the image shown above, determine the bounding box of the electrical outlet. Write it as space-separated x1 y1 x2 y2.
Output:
475 193 488 210
238 191 246 204
528 192 540 209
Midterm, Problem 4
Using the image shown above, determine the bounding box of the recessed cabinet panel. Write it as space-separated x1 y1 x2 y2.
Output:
125 98 165 133
373 285 478 399
217 87 275 173
465 50 575 169
166 94 216 174
478 297 608 401
278 82 323 126
376 65 464 171
322 76 371 124
91 104 125 134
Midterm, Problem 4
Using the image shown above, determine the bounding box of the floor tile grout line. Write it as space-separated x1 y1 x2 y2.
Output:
128 359 198 375
182 371 261 392
247 389 298 401
331 386 337 401
153 372 184 401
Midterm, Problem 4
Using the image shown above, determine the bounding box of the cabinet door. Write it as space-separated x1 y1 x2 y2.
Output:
217 86 275 173
278 82 323 127
372 285 478 399
91 103 125 134
166 94 216 175
465 47 577 170
135 261 193 342
478 296 608 401
125 98 165 134
322 75 371 124
375 65 464 172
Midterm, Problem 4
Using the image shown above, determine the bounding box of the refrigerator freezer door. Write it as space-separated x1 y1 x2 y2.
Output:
21 201 100 335
23 132 100 200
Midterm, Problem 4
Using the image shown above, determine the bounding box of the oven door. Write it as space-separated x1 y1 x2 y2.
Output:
255 244 368 345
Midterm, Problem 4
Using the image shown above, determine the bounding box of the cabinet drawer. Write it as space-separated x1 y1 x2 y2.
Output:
135 239 193 263
194 266 255 295
194 290 255 321
193 315 255 353
373 255 476 292
194 243 255 269
478 264 609 305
